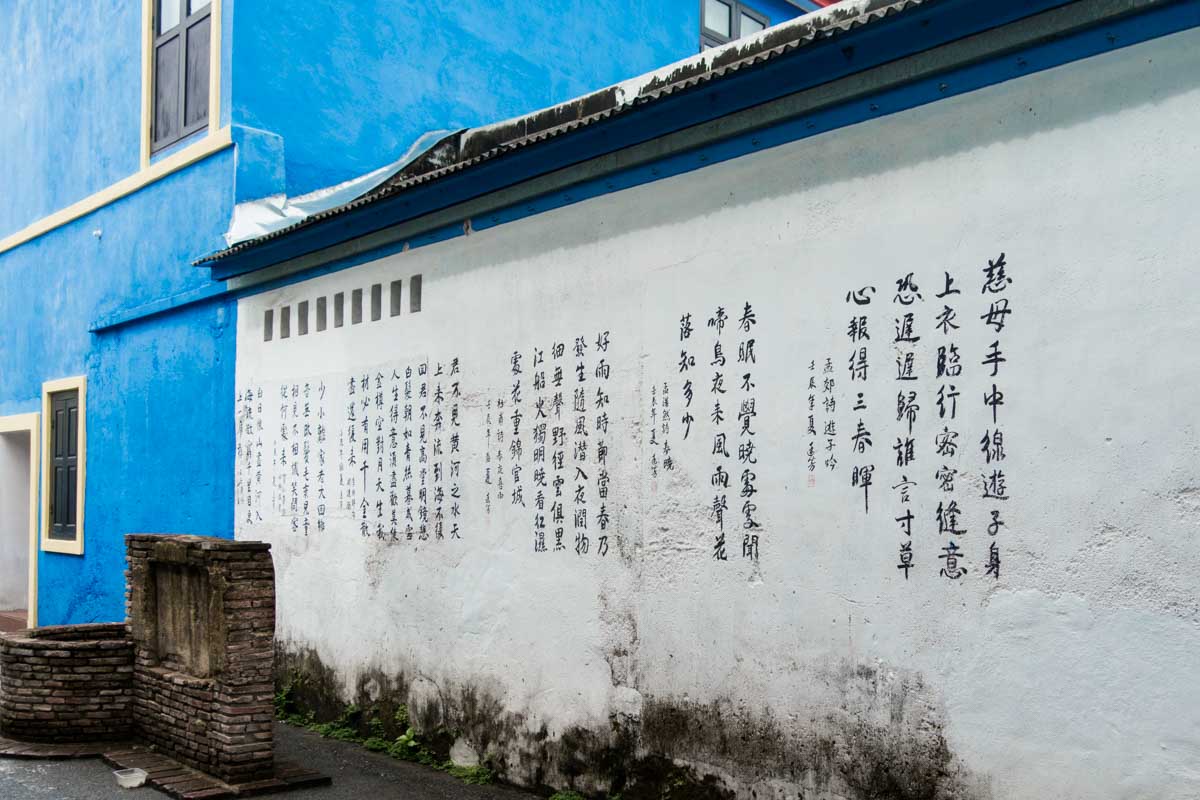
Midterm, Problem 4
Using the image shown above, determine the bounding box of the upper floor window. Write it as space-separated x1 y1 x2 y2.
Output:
152 0 212 153
701 0 769 50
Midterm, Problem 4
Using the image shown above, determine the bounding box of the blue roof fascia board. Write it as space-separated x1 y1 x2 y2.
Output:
209 0 1085 282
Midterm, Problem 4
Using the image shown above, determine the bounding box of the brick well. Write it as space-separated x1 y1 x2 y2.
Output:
0 623 134 742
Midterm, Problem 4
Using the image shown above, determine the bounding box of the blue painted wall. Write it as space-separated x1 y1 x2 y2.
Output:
0 1 143 237
0 148 237 624
2 0 724 626
230 1 715 197
0 0 241 627
42 296 236 624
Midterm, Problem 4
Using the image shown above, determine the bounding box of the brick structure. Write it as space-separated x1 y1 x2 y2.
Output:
125 534 276 784
0 535 284 789
0 623 133 742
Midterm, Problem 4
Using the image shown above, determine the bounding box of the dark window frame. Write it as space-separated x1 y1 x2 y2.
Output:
47 389 80 543
152 0 212 153
700 0 770 50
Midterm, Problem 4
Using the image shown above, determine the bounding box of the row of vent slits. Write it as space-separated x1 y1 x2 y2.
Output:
264 275 422 342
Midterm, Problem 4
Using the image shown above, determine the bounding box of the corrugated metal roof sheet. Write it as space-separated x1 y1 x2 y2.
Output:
197 0 931 265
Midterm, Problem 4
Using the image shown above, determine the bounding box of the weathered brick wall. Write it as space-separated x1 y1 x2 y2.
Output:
133 666 220 769
0 623 133 742
126 534 276 783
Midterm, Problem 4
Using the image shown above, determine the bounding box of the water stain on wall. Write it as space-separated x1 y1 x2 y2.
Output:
275 643 988 799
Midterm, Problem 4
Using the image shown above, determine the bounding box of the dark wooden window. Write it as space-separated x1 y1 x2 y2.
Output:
48 390 80 542
152 0 212 153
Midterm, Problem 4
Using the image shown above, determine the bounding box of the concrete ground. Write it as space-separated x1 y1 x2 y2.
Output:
0 724 542 799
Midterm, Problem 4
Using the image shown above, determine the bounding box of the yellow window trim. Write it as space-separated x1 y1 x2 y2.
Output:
40 377 86 557
0 1 227 258
0 413 41 628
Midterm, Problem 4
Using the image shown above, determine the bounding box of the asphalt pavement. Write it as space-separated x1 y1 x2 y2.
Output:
0 723 543 799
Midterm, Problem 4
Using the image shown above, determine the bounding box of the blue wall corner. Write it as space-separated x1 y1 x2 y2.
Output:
233 125 287 203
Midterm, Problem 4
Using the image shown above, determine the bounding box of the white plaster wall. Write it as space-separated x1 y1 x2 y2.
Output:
236 27 1200 800
0 431 30 611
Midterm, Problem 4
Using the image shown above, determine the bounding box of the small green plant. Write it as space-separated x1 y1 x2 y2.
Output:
447 764 495 785
308 704 362 742
279 698 496 787
386 725 428 761
273 683 295 717
549 792 586 800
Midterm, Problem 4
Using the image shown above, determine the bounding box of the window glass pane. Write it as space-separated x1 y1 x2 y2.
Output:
741 13 766 36
159 0 181 33
154 38 181 144
704 0 731 37
189 0 211 12
184 16 211 127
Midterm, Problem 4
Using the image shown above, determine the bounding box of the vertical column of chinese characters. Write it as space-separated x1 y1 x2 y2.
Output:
494 391 506 517
449 359 463 540
483 398 493 517
678 312 695 460
660 382 673 472
337 421 345 514
550 341 566 552
289 384 301 535
315 382 326 533
417 362 429 539
432 362 446 541
980 254 1012 580
275 386 288 517
822 359 837 473
403 366 415 538
357 374 371 538
302 382 313 537
805 363 817 479
254 388 265 524
572 336 590 556
343 376 356 516
932 269 966 579
509 351 526 531
846 285 876 514
530 347 548 553
708 306 730 561
650 384 659 478
594 330 611 557
806 364 816 482
235 388 251 524
736 304 759 560
893 273 923 579
387 371 400 541
891 275 923 559
373 373 387 539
